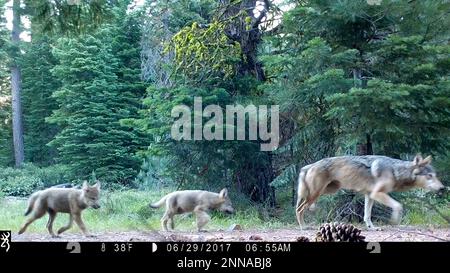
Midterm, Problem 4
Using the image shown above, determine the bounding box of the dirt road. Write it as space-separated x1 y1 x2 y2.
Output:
12 226 450 242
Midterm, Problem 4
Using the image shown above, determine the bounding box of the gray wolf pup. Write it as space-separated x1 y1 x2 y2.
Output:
296 155 444 229
150 188 234 231
18 181 101 237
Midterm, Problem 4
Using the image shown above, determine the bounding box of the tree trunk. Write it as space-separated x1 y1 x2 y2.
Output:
11 0 24 167
218 0 275 205
218 0 266 81
353 67 373 157
357 134 373 156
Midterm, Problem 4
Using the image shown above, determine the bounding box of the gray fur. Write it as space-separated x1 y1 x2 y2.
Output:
296 155 443 229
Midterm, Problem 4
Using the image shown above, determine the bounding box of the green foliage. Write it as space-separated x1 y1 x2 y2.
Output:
47 6 147 185
326 79 450 155
262 36 354 183
0 0 8 62
0 0 448 229
134 157 174 189
0 175 43 197
136 0 279 203
128 81 276 202
0 163 70 196
24 0 115 34
170 21 242 83
270 164 297 188
0 96 12 166
128 85 234 187
21 35 60 165
262 0 450 193
0 0 13 166
142 0 217 34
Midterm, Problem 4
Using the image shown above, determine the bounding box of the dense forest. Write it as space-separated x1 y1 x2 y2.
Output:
0 0 449 225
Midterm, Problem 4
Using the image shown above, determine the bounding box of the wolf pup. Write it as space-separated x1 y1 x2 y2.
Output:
296 154 444 229
150 188 234 232
18 181 101 237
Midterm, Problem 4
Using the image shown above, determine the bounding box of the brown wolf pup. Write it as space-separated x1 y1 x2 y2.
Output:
150 188 234 232
18 181 101 237
296 155 444 229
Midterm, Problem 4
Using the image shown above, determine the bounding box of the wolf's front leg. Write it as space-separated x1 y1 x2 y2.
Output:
194 206 210 232
370 191 403 225
363 194 375 229
73 213 94 237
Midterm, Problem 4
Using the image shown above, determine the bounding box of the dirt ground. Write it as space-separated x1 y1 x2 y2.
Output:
12 226 450 242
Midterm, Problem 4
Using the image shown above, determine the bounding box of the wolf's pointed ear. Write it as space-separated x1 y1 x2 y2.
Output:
94 181 101 190
413 154 423 166
82 180 88 189
421 155 432 166
219 188 228 199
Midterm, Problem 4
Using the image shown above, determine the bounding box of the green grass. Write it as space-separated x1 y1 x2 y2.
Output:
402 206 449 226
1 189 447 234
0 189 293 234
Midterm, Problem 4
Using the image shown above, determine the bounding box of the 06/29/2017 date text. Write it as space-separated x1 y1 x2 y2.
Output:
166 243 231 252
165 243 291 253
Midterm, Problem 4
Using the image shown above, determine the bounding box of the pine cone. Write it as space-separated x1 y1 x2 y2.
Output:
315 222 365 242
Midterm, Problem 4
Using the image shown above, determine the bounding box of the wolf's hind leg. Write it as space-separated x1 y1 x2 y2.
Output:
161 211 173 231
296 184 328 229
58 214 73 235
46 209 58 237
295 200 308 228
18 204 46 235
364 194 375 229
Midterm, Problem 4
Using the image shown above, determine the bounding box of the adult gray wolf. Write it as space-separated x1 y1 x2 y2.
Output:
18 181 101 237
150 188 234 231
296 155 444 229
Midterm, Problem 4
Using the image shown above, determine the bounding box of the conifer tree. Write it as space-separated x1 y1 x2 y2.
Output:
21 35 60 165
49 7 147 184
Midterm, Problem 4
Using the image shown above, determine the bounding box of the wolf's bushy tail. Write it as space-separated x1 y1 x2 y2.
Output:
149 194 169 209
24 192 40 216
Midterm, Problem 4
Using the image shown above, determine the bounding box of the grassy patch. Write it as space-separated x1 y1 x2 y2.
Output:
1 189 447 234
0 189 293 234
